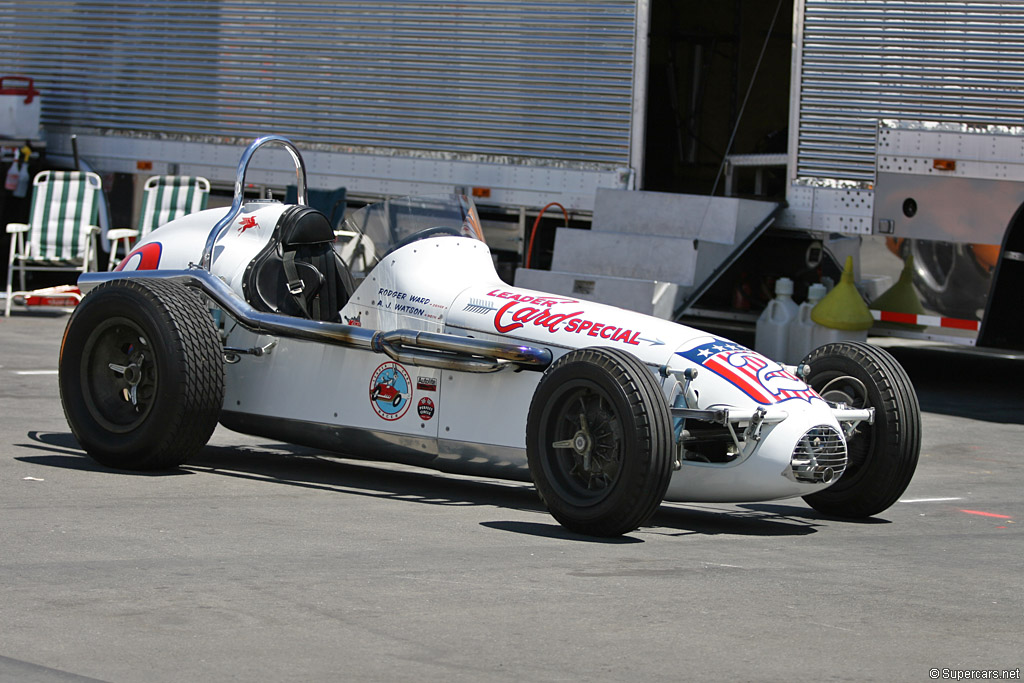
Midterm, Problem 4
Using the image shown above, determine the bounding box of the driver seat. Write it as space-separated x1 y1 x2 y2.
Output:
243 205 354 321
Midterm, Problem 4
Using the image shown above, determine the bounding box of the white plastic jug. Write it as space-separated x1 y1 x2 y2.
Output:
4 159 19 192
14 157 29 198
788 283 827 364
755 277 798 361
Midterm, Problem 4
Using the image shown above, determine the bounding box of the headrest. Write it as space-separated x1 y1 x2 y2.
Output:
277 205 334 246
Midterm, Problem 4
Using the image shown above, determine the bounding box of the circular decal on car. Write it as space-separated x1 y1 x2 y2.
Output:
369 362 412 420
417 397 435 421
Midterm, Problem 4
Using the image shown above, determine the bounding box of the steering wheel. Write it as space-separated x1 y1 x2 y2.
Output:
382 225 464 258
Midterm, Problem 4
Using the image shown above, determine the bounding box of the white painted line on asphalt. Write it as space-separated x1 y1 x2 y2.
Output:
899 497 964 503
14 370 58 375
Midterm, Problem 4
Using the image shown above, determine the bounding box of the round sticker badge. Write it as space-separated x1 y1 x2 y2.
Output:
417 397 435 420
369 362 412 420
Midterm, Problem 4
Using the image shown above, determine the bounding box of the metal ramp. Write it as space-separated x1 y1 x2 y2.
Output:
514 188 782 319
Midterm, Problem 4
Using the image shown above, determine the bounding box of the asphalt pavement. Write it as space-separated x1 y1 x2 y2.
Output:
1 310 1021 683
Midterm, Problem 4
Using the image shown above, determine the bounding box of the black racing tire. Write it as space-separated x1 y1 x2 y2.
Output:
59 278 225 470
526 347 674 537
800 341 920 517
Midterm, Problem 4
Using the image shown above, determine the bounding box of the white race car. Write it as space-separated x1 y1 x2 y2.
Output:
58 136 920 537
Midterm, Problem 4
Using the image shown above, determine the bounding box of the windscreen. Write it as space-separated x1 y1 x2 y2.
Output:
337 194 483 278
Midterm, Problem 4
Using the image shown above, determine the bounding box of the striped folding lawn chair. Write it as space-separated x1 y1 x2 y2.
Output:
5 170 102 316
107 175 210 269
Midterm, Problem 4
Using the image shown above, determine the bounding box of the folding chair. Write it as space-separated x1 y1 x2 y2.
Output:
5 170 102 316
107 175 210 269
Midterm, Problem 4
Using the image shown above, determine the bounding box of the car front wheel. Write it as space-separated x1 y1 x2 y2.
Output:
800 341 920 517
526 347 674 537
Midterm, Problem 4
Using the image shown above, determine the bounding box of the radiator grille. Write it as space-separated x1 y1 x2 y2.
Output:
791 425 847 484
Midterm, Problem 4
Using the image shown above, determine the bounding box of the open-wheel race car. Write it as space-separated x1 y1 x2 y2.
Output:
58 136 921 537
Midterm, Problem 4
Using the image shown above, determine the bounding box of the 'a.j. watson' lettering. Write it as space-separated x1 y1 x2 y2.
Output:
486 289 641 345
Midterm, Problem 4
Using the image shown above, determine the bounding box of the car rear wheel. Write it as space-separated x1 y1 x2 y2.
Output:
526 347 674 537
800 341 920 517
59 278 225 470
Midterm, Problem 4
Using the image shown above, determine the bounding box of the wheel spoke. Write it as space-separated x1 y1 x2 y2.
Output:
577 395 587 419
81 319 162 430
593 423 614 444
537 371 660 509
577 411 591 439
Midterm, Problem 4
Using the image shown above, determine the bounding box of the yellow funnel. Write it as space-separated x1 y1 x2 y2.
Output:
870 254 926 329
811 256 874 331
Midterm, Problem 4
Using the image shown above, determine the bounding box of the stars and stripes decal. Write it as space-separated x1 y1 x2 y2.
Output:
677 338 821 405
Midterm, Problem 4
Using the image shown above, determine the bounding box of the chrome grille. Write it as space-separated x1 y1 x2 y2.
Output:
791 426 847 484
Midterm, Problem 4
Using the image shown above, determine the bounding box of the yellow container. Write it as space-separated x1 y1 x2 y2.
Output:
811 256 874 331
870 255 926 330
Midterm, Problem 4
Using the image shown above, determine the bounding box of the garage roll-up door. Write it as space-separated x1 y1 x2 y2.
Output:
0 1 641 168
794 0 1024 183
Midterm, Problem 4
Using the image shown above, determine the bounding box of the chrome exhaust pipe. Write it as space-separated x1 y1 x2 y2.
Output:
78 269 552 374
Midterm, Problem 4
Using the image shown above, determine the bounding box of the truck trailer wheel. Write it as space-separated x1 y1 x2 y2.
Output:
526 347 674 537
59 279 225 470
908 240 991 320
800 342 920 517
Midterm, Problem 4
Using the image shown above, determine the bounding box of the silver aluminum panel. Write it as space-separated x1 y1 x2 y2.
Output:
873 172 1023 245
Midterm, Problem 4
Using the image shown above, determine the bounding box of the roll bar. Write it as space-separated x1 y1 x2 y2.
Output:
200 135 309 270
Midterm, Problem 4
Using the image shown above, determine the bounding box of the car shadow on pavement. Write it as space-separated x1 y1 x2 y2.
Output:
24 430 83 452
647 503 823 537
189 443 549 515
18 433 859 541
479 521 644 544
16 431 194 476
189 446 845 539
737 502 891 524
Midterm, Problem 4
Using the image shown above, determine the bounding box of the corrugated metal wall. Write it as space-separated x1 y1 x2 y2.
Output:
0 0 639 167
795 0 1024 183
